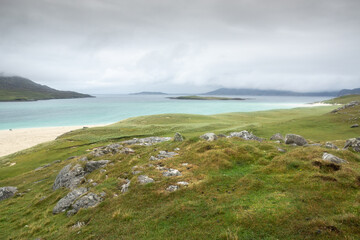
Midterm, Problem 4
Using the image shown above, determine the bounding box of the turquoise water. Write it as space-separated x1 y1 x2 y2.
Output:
0 95 331 130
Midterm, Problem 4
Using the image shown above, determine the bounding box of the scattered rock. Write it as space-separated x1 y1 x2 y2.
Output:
270 133 284 141
284 134 308 146
121 180 131 193
53 187 88 214
325 142 338 149
163 169 182 177
174 147 180 151
174 132 184 142
119 148 135 154
132 170 142 175
138 175 154 184
331 101 359 113
34 163 51 171
150 151 178 160
53 164 86 190
69 193 103 215
200 133 218 141
121 137 171 146
351 124 359 128
84 160 110 173
71 221 85 229
277 148 286 153
322 153 348 164
166 185 179 192
91 143 122 157
181 163 188 166
344 138 360 152
229 131 262 141
0 186 18 201
305 143 322 147
177 181 189 186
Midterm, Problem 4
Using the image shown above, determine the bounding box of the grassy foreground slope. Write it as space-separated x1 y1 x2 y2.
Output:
0 96 359 240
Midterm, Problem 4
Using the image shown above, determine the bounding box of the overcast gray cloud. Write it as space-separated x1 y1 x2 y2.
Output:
0 0 359 93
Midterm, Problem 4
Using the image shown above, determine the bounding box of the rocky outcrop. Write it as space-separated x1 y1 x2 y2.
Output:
163 168 182 177
284 134 308 146
91 143 122 157
67 193 103 216
53 187 88 214
0 187 17 201
53 160 110 190
322 153 348 164
121 137 171 146
325 142 338 149
174 132 184 142
331 101 359 113
138 175 154 184
200 133 218 141
344 138 360 152
53 164 86 190
84 160 110 173
270 133 284 141
229 131 262 141
150 151 178 161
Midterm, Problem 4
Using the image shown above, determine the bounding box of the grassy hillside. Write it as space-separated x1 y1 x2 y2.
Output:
168 96 246 100
0 76 93 101
0 95 359 239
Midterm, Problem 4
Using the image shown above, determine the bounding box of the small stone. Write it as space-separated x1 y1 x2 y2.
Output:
351 124 359 128
177 181 189 186
322 153 348 164
120 148 135 154
121 180 131 193
174 148 180 151
132 170 142 175
149 156 158 161
277 148 286 153
325 142 338 149
166 185 179 192
71 221 85 229
181 163 188 166
163 169 182 177
284 134 308 146
200 133 218 141
174 132 184 142
138 175 154 184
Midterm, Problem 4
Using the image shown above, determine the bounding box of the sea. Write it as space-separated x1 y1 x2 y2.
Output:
0 95 332 130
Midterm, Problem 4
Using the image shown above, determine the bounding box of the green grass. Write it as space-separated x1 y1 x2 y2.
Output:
0 95 360 239
323 94 360 104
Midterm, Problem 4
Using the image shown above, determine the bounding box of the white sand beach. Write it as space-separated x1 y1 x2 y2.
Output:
0 125 103 158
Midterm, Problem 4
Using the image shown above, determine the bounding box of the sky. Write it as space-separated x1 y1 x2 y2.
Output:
0 0 360 94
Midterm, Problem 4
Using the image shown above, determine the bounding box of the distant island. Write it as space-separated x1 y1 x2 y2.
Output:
168 95 246 100
130 91 167 95
204 88 340 97
0 76 94 101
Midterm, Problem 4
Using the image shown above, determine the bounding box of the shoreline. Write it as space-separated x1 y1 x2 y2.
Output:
0 124 105 158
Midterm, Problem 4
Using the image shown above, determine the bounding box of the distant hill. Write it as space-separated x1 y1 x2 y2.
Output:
338 88 360 96
130 91 167 95
0 76 94 101
204 88 339 97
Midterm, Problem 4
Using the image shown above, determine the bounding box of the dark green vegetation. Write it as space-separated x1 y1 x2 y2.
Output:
0 76 93 101
0 95 360 239
168 95 246 100
205 87 360 97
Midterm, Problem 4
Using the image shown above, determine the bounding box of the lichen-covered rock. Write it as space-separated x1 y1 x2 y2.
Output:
284 134 308 146
229 131 262 141
325 142 338 149
53 187 88 214
322 153 348 164
121 180 131 193
84 160 110 173
52 164 86 190
122 137 172 146
163 168 182 177
150 151 178 160
344 138 360 152
166 185 179 192
200 133 218 141
270 133 284 141
69 193 103 215
174 132 184 142
138 175 154 184
0 186 17 201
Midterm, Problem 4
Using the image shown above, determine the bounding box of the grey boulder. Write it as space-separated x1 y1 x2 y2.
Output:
138 175 154 184
200 133 218 141
325 142 338 150
84 160 110 173
53 187 88 214
52 164 86 190
0 187 17 201
68 193 103 216
174 132 184 142
285 134 308 146
344 138 360 152
270 133 284 141
322 153 348 164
